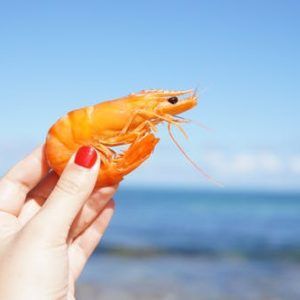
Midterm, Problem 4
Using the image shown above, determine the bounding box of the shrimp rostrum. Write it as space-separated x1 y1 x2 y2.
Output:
45 89 197 187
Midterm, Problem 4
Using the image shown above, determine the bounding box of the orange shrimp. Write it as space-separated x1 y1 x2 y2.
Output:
45 89 197 187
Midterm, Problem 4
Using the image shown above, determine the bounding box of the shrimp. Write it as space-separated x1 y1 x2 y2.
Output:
45 89 197 187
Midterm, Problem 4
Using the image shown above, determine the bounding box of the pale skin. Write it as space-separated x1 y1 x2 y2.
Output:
0 145 117 299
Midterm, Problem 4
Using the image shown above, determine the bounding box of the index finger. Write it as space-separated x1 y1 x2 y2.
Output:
0 144 49 216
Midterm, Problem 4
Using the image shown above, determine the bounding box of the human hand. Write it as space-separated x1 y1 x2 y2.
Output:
0 145 117 300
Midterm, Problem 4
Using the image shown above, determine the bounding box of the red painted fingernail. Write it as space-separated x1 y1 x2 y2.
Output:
74 146 97 169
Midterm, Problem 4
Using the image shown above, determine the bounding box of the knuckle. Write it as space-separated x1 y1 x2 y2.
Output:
100 186 116 197
22 217 48 243
56 176 82 196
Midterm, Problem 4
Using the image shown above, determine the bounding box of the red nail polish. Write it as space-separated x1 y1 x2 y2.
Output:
74 146 97 169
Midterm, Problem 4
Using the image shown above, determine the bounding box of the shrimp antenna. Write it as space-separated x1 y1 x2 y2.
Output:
174 116 213 132
167 123 223 187
193 86 198 98
147 110 189 140
173 122 189 140
193 83 212 97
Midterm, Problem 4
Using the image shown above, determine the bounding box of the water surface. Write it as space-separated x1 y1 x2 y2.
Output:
78 189 300 300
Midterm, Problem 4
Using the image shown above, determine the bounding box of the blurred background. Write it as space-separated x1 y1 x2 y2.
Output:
1 0 300 299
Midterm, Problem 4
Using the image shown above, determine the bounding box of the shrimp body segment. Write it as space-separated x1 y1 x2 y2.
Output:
45 89 197 186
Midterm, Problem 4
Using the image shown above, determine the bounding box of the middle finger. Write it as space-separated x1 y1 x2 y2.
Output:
68 185 117 241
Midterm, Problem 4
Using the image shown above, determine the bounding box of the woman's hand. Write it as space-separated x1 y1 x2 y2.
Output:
0 145 117 300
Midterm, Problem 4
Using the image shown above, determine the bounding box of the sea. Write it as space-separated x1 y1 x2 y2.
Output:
77 188 300 300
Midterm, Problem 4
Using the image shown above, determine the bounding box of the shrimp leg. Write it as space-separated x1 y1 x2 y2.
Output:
96 133 159 187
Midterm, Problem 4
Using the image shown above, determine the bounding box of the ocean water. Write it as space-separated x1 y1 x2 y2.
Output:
78 189 300 300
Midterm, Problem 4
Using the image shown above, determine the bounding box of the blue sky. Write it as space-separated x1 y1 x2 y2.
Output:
0 0 299 190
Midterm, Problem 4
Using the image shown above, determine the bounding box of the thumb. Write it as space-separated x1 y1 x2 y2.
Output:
30 146 100 242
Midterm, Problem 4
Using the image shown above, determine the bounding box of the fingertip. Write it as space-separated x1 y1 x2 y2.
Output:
61 146 101 181
74 146 99 169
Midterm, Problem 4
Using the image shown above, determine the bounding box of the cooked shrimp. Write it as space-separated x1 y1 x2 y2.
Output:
45 89 198 187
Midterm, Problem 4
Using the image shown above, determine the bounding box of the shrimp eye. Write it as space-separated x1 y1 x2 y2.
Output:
168 97 178 104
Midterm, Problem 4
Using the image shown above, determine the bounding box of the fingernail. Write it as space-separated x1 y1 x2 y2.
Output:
74 146 97 169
